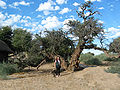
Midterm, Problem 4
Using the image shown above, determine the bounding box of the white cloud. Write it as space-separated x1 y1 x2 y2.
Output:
98 7 104 10
56 0 67 4
55 6 60 10
73 2 80 6
62 18 75 31
4 14 22 26
118 26 120 28
41 16 62 29
85 0 101 2
0 0 7 9
9 1 33 9
83 49 103 55
59 8 71 14
37 15 43 18
0 14 22 27
78 7 82 11
108 27 120 32
106 27 120 38
36 0 57 11
85 12 90 16
43 11 51 15
98 20 104 24
0 12 6 20
13 1 31 6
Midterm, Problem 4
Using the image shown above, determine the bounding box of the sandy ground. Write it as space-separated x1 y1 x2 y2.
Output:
0 63 120 90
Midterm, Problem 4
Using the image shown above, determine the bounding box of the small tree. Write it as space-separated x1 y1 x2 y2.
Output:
109 37 120 57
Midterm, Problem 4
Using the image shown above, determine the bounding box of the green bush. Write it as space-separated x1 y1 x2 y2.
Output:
106 61 120 74
79 53 94 62
0 62 20 79
79 53 102 65
27 54 45 67
95 54 108 61
84 58 102 65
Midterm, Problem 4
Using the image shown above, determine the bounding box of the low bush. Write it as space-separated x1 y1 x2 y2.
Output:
0 62 20 79
106 61 120 74
84 58 102 65
79 53 94 62
95 54 108 61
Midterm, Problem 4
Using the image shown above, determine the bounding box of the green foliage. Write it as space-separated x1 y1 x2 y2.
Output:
106 61 120 74
79 53 102 65
79 53 94 62
95 53 119 61
26 38 46 67
0 62 20 79
0 26 13 49
35 30 74 59
12 28 32 53
27 55 45 67
84 58 102 65
95 53 108 61
109 37 120 53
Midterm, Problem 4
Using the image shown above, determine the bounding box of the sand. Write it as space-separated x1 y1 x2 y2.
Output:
0 63 120 90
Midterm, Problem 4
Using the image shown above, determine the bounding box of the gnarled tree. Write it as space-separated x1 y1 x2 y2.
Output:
66 1 105 70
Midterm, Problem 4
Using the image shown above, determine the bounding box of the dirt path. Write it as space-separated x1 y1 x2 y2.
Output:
0 63 120 90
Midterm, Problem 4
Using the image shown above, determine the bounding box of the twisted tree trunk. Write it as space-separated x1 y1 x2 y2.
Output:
68 44 84 71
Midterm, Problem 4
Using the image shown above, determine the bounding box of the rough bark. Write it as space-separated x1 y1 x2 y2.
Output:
68 45 84 71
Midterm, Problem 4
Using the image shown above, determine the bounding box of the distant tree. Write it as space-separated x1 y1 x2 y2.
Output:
66 1 105 69
12 28 32 53
0 26 13 49
109 37 120 56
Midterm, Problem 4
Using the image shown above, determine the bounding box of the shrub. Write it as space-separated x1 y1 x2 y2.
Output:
0 62 20 79
95 53 108 61
84 58 102 65
79 53 94 62
106 61 120 74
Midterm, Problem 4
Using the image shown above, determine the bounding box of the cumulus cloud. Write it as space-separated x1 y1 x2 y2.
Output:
85 0 101 2
106 27 120 38
41 16 62 29
0 0 7 9
3 14 22 26
56 0 67 4
9 1 33 9
13 1 31 6
59 8 71 14
98 7 104 10
36 0 54 11
0 13 22 28
73 2 80 6
36 0 59 12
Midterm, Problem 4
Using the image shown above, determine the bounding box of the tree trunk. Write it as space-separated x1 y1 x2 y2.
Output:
68 45 84 71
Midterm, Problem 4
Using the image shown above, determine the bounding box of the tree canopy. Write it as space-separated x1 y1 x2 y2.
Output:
12 28 32 53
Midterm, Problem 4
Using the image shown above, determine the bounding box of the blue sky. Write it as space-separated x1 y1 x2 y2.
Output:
0 0 120 55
